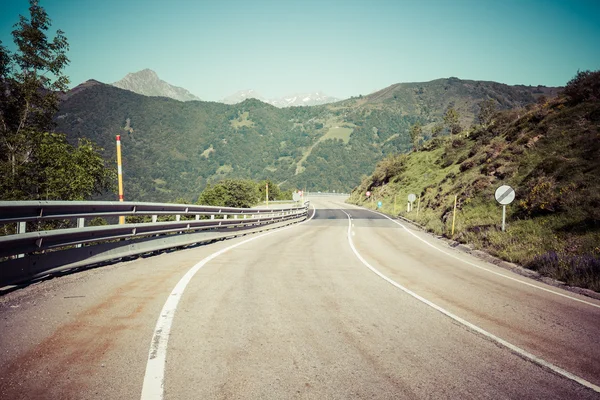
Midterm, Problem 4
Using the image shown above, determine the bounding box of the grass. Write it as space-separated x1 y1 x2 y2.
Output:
295 117 355 175
322 126 352 143
201 145 214 158
215 164 233 175
230 111 255 129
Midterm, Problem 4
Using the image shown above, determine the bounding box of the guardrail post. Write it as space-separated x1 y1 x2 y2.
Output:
16 221 26 258
234 215 237 219
223 215 228 220
195 215 200 221
176 215 181 222
76 218 85 248
152 215 158 223
211 215 215 220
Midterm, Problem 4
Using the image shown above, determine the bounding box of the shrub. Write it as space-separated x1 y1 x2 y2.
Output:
518 175 560 215
459 159 475 172
563 70 600 105
198 179 261 208
371 154 407 186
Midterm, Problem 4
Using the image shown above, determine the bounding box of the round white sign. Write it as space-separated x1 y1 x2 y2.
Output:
292 192 301 202
408 193 416 203
495 185 515 205
366 191 371 197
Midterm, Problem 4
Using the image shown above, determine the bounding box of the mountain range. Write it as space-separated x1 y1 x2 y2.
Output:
108 69 340 107
221 89 339 107
56 76 558 202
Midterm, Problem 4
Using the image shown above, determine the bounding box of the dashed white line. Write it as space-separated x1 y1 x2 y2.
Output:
341 210 600 394
140 206 316 400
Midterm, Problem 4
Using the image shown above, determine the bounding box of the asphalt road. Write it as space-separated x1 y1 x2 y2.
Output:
1 196 600 399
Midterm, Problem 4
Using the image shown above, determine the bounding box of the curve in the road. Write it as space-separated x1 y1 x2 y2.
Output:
341 208 600 394
366 209 600 310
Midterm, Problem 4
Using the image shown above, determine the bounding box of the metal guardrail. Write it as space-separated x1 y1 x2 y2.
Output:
306 192 350 197
0 200 309 287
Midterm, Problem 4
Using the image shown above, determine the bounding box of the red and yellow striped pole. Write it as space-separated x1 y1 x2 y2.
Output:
116 135 125 224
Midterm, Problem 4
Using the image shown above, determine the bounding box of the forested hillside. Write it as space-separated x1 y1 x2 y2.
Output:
56 78 555 202
348 71 600 291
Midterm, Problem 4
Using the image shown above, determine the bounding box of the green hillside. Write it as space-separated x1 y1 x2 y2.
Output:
348 75 600 291
56 78 555 202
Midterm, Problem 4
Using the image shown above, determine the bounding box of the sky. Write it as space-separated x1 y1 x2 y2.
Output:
1 0 600 101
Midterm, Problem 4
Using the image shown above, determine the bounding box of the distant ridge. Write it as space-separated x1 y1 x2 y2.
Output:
61 79 103 100
221 89 339 107
111 69 200 102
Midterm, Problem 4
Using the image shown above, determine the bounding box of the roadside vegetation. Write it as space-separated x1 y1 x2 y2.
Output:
0 1 115 202
349 70 600 291
197 179 293 208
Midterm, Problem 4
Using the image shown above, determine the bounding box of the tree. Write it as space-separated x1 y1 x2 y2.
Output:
259 179 280 201
198 179 261 208
409 122 423 151
0 0 114 200
476 99 496 128
443 107 462 135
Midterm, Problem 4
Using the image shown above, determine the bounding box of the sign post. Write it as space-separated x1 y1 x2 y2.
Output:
494 185 516 232
293 191 301 203
266 182 269 207
407 193 416 212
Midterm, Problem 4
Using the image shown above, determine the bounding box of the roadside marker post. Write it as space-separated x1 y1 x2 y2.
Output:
451 195 457 236
394 195 397 215
417 195 421 217
116 135 125 225
266 183 269 207
495 185 516 232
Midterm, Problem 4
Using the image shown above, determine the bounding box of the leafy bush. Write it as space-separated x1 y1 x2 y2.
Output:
518 175 560 215
198 179 261 208
370 154 407 186
563 70 600 105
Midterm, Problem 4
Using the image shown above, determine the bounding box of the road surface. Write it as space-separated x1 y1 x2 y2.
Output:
1 196 599 399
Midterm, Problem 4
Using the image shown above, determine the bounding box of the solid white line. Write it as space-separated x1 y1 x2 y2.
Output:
340 210 600 394
140 207 316 400
360 207 600 310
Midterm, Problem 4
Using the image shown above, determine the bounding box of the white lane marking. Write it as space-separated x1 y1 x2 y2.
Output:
359 207 600 310
141 206 316 400
340 210 600 393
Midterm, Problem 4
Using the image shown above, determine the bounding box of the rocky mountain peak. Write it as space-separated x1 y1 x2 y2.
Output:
111 69 200 102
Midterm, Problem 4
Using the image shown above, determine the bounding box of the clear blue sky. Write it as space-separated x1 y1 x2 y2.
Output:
1 0 599 101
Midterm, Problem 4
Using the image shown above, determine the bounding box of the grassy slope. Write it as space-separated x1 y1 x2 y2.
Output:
349 97 600 291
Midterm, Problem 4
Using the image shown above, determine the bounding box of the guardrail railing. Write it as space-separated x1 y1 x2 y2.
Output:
0 200 309 288
306 192 349 196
